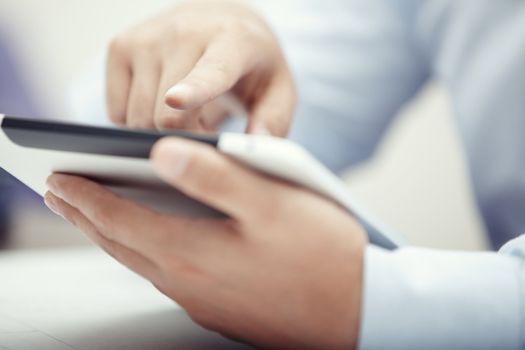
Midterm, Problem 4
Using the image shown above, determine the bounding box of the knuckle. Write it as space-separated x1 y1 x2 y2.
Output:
91 205 113 238
159 253 206 286
164 256 198 277
127 26 159 51
108 109 126 125
132 35 156 51
108 35 129 57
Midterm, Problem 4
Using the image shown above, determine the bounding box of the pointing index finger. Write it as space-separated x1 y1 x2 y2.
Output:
165 35 256 111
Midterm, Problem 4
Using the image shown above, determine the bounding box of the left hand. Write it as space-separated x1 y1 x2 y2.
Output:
44 138 366 349
106 0 296 135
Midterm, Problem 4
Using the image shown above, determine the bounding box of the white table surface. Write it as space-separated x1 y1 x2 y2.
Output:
0 247 253 350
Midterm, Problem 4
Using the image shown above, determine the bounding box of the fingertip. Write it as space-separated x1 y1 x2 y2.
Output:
43 190 55 205
153 109 186 130
44 191 62 216
150 138 193 182
46 174 95 202
247 116 289 137
150 137 171 163
165 83 193 109
151 137 177 160
108 112 126 126
46 173 67 196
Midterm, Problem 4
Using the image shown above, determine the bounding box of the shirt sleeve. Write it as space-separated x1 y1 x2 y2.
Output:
358 236 525 349
224 0 431 173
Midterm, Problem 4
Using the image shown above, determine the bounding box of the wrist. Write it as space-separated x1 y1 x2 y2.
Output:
320 231 366 350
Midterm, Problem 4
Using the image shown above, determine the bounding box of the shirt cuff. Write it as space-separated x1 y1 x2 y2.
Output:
358 245 523 350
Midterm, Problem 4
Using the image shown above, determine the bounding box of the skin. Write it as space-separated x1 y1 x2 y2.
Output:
44 138 366 349
106 0 296 135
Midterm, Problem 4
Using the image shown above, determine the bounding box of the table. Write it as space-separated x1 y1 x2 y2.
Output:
0 247 253 350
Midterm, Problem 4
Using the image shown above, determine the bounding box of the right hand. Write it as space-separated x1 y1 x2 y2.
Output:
106 0 296 136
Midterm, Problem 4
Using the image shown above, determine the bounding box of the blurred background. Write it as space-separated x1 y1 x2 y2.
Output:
0 0 488 251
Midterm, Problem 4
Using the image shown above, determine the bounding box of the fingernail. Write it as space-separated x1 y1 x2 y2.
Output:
44 193 62 217
166 83 192 100
151 139 191 182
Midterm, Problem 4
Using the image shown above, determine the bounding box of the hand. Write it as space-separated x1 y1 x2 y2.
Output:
107 0 296 135
44 138 365 349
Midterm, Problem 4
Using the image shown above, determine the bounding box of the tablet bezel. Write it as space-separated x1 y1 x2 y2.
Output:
1 116 219 159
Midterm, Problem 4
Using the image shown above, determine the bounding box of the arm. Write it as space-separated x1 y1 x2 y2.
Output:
359 236 525 349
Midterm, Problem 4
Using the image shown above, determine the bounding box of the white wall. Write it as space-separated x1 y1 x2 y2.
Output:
0 0 488 251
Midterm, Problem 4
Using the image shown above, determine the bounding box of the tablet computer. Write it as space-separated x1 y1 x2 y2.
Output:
0 114 222 217
0 114 400 249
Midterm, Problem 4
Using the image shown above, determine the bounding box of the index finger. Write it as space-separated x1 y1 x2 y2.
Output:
164 34 257 111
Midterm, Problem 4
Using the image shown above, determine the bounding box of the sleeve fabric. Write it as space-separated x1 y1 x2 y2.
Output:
359 235 525 349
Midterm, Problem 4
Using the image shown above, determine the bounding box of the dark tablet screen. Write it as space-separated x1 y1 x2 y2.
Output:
1 116 219 159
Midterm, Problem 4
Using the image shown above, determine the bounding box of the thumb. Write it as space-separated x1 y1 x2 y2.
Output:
150 138 276 221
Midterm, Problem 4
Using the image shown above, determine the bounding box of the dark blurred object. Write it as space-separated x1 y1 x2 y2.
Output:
0 30 40 247
0 173 12 247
